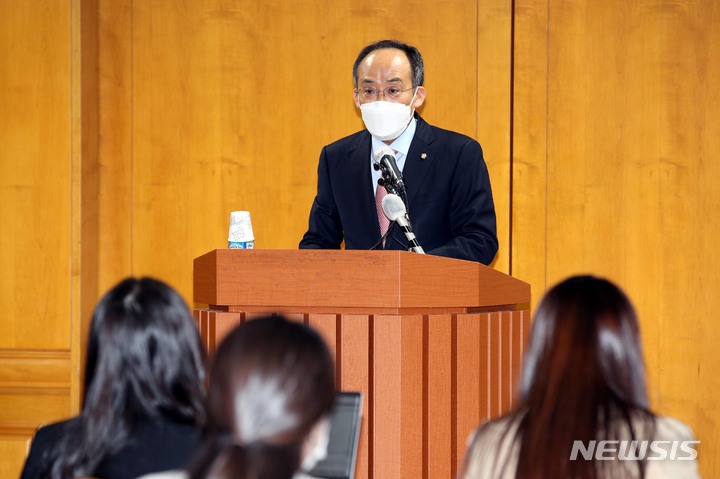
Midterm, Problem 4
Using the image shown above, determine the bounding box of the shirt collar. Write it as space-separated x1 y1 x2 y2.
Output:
370 116 417 158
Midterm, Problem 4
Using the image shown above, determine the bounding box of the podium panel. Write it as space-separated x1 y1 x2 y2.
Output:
193 250 530 479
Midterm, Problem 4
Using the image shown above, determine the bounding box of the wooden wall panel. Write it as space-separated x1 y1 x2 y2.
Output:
0 0 81 475
513 0 720 475
477 0 513 274
0 390 71 430
0 0 73 350
0 437 30 479
95 0 134 291
0 350 73 473
645 3 720 475
511 0 549 300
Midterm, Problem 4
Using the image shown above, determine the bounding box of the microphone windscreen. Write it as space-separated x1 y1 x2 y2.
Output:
381 194 406 221
374 147 396 162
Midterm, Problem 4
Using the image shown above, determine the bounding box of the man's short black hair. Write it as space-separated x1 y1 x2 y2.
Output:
352 39 424 88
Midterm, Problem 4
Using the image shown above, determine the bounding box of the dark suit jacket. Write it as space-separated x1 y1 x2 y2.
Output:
299 115 498 264
20 416 201 479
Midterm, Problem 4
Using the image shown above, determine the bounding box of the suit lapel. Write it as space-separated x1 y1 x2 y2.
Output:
347 133 382 240
403 115 437 207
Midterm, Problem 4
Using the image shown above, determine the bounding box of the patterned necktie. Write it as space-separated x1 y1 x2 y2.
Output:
375 184 390 246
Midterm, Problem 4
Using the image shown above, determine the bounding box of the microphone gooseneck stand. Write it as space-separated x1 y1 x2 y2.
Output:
373 155 423 253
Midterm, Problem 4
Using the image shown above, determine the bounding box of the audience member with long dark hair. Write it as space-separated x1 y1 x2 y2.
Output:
459 275 700 479
140 315 336 479
20 277 207 479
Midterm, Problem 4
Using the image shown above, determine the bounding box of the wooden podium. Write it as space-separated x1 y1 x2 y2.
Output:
193 249 530 479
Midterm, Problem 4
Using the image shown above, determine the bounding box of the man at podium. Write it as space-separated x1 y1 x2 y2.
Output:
299 39 498 265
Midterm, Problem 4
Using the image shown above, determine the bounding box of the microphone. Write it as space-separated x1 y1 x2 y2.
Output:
381 193 425 254
374 148 405 190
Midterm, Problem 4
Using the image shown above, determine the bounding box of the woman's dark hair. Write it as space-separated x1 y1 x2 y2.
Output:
38 277 206 478
516 275 654 478
188 315 336 479
352 39 425 87
465 275 656 478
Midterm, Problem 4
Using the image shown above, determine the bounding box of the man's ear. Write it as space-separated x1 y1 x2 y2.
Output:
413 86 427 109
353 89 361 109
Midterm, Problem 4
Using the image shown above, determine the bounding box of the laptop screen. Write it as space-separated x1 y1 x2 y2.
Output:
307 392 363 479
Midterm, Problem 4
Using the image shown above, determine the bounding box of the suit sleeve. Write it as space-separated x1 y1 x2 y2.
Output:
426 139 498 264
299 147 344 250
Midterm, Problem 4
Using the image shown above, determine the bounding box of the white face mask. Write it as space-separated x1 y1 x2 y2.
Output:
299 417 331 472
359 88 417 141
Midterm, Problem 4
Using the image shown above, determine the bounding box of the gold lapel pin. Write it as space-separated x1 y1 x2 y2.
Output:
421 153 427 160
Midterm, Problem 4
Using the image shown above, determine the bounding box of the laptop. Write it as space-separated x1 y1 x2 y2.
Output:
307 392 363 479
